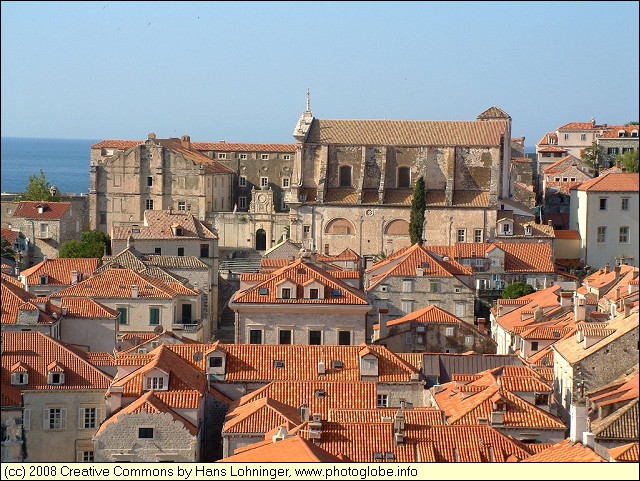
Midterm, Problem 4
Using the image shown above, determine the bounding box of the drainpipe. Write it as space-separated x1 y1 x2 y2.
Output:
448 217 454 246
359 215 364 257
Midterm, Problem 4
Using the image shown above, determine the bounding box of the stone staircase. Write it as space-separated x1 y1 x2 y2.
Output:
219 249 262 274
215 305 236 343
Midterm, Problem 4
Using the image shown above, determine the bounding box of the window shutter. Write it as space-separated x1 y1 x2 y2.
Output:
76 451 83 462
78 408 85 429
23 409 30 431
59 373 65 384
60 408 67 430
43 409 50 430
96 408 102 425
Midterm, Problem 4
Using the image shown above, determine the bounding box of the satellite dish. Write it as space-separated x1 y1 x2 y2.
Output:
192 351 203 362
114 342 123 352
153 325 164 335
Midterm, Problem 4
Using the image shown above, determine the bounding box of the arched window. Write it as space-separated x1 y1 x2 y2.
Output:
397 167 411 188
384 219 410 236
325 218 355 235
339 165 352 187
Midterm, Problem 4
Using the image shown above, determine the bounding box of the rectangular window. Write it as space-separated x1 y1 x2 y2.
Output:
281 287 291 299
622 147 634 153
283 155 291 160
178 201 186 211
338 330 351 345
138 427 154 439
402 300 413 313
261 154 269 160
149 307 160 325
145 199 154 210
622 198 629 210
200 244 210 258
209 357 223 368
238 197 247 210
154 247 162 255
599 198 607 210
462 258 471 266
260 177 269 188
45 408 66 430
405 332 412 345
303 225 311 238
79 407 99 429
239 153 248 160
80 451 94 462
309 330 322 345
455 302 465 318
619 226 629 243
145 377 164 390
239 176 247 187
117 307 128 325
465 335 474 346
147 176 153 187
597 226 606 243
177 247 185 256
249 329 262 344
282 177 290 188
218 153 226 159
377 394 388 408
402 280 413 293
607 147 620 155
279 330 292 345
429 282 440 293
309 288 319 300
531 341 539 351
445 326 455 337
474 229 483 243
580 133 586 141
457 229 466 243
40 223 49 236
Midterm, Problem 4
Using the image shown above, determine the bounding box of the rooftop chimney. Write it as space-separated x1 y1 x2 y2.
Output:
181 135 191 150
317 360 326 376
131 285 139 298
299 404 310 423
574 296 586 322
272 426 288 443
547 220 552 226
490 410 504 426
570 398 588 443
37 204 45 214
614 265 621 281
534 307 544 322
377 308 389 340
624 298 633 318
477 318 487 334
560 292 572 308
604 263 610 274
70 270 79 285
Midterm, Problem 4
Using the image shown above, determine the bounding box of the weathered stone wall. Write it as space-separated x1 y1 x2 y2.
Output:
380 322 495 354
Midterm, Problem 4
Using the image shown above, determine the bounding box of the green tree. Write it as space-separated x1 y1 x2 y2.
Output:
582 142 605 175
59 231 111 258
409 176 426 245
1 237 15 260
502 281 535 299
616 149 639 173
20 169 61 202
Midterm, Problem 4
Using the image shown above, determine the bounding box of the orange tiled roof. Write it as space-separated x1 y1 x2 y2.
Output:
221 434 344 463
591 398 639 442
387 305 467 327
83 352 116 367
306 118 508 147
536 132 558 147
599 125 640 139
537 146 568 153
166 343 419 383
192 142 296 153
1 331 112 404
522 439 606 462
111 209 217 241
224 397 301 434
317 247 361 262
608 442 639 462
588 371 639 407
1 227 19 244
1 276 57 325
50 267 198 299
576 173 639 192
91 139 144 149
328 407 445 425
557 122 604 131
232 258 368 305
20 258 99 286
13 201 70 220
553 230 581 240
324 188 359 204
155 138 235 173
56 297 118 318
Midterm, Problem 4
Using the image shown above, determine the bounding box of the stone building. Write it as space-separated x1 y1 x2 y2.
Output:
18 258 99 297
596 125 639 168
89 135 235 235
286 104 513 258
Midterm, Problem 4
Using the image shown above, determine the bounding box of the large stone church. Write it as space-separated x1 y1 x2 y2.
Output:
89 101 514 259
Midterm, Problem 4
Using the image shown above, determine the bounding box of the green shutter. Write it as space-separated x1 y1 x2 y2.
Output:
149 307 160 325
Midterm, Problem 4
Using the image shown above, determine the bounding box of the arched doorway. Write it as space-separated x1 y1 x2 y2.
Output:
256 229 267 251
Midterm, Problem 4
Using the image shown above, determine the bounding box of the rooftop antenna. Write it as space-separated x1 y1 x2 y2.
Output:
306 88 311 112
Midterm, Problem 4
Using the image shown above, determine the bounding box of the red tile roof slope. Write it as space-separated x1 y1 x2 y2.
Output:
576 173 639 192
20 258 99 285
522 439 606 462
13 201 70 220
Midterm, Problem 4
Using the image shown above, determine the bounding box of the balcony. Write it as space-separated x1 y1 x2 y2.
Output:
172 319 203 334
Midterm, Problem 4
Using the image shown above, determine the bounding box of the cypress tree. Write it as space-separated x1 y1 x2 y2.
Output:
409 176 426 245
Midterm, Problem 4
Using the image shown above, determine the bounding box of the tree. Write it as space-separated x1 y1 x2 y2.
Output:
409 176 426 245
582 142 605 175
59 231 111 258
1 237 15 260
20 169 61 202
616 149 639 173
502 281 535 299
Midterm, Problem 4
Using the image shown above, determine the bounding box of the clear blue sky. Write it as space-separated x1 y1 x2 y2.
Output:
2 1 638 147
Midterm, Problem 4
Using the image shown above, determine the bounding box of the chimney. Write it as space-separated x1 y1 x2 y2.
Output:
378 308 389 340
317 360 326 376
547 220 552 226
624 298 633 317
308 414 322 440
560 292 572 308
394 409 405 433
490 411 504 426
534 307 544 322
37 204 45 214
582 432 595 449
70 270 79 285
127 234 134 248
131 285 139 298
477 416 488 425
615 287 621 300
604 263 610 274
61 306 68 316
299 404 310 423
148 132 156 140
272 426 288 443
570 399 588 443
181 135 191 149
614 265 621 281
574 296 586 322
477 318 487 335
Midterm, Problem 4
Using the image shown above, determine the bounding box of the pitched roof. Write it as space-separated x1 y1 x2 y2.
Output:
50 267 198 299
55 297 119 318
317 247 361 262
305 118 508 147
154 138 234 174
599 125 639 139
1 227 20 244
591 398 639 442
557 122 603 131
328 407 445 425
1 276 57 325
387 305 468 327
224 397 301 434
91 140 144 149
13 201 70 220
231 258 368 305
536 132 558 147
165 343 419 383
553 229 581 240
522 439 606 462
575 173 639 192
608 442 639 462
1 331 112 404
192 141 297 153
221 434 343 463
20 258 99 285
111 210 218 240
587 370 639 407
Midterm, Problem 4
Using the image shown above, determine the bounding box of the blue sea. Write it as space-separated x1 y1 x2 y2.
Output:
1 137 97 195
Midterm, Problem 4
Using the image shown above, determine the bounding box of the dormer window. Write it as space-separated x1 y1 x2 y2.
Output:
11 372 28 385
524 225 533 236
145 376 166 390
48 372 65 385
632 130 638 137
618 130 626 138
304 280 324 300
39 275 48 285
359 353 379 377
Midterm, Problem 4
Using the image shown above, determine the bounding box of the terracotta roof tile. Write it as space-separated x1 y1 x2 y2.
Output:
387 305 467 327
537 146 568 153
232 258 368 305
599 125 639 139
1 331 112 404
536 132 558 147
192 142 296 153
55 297 118 318
111 210 217 240
608 442 639 462
553 230 581 240
20 258 99 286
1 276 57 325
591 398 639 442
13 201 70 220
1 227 19 244
224 397 302 434
222 434 344 463
91 139 143 149
323 188 359 204
522 439 606 462
557 122 605 131
317 247 361 262
576 173 639 192
154 138 234 173
328 407 445 425
306 119 508 146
